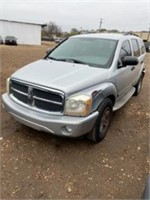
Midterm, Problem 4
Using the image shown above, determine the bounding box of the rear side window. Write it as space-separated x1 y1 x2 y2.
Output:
131 39 140 57
138 39 145 54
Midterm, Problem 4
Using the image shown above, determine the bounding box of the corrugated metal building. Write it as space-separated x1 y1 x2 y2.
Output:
0 19 46 45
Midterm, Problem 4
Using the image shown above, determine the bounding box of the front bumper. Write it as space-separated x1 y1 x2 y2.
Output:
2 93 99 137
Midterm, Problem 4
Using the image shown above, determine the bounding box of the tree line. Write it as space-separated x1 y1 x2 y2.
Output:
42 21 80 40
42 21 123 40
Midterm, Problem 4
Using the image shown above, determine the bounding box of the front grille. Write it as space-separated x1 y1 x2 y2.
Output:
11 81 28 93
12 89 28 104
10 80 64 113
33 89 62 103
34 99 62 112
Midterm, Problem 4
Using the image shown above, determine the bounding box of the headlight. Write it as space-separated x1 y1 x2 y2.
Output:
6 77 10 94
64 94 92 116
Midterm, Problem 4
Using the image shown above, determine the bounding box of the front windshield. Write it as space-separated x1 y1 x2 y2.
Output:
48 37 118 68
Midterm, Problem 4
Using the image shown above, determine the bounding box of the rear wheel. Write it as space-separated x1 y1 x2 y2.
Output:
87 98 113 143
134 75 143 96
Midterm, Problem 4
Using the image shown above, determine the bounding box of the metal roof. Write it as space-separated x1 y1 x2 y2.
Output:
0 19 46 27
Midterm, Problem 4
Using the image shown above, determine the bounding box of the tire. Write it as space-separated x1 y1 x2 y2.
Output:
87 98 113 143
134 75 143 96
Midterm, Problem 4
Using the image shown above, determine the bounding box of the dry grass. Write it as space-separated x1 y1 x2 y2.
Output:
0 43 56 93
1 44 149 199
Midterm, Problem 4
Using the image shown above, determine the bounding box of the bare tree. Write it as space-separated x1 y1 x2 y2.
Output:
42 21 62 39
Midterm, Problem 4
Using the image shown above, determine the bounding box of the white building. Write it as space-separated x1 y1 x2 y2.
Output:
0 19 46 45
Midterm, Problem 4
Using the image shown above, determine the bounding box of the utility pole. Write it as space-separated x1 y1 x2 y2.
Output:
99 18 103 32
147 23 150 41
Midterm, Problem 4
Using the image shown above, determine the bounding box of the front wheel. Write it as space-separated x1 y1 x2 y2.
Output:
87 98 113 143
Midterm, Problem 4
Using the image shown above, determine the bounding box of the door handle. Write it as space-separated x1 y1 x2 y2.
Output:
131 66 135 70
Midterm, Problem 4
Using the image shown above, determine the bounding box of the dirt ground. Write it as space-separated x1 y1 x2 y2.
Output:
0 44 149 199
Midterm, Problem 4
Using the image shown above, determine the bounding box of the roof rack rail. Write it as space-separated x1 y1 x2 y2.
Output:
123 32 139 37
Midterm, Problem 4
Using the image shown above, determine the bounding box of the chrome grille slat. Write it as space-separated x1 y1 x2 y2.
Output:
33 96 63 105
10 80 64 113
11 87 28 96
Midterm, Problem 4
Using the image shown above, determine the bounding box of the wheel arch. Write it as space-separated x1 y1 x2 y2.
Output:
90 83 117 112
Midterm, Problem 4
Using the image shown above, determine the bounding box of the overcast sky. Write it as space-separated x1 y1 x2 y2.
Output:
1 0 149 32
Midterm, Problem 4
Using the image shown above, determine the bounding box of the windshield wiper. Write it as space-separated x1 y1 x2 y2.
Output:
48 57 89 66
48 57 68 62
66 58 87 65
48 56 59 61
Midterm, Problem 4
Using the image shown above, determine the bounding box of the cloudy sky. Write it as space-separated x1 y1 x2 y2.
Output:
1 0 149 32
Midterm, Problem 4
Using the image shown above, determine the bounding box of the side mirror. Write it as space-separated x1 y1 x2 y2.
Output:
46 48 53 54
122 56 139 66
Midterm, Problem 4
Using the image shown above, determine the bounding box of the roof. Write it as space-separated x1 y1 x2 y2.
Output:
71 33 138 40
0 19 46 27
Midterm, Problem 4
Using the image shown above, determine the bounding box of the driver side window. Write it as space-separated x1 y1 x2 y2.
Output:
119 40 132 66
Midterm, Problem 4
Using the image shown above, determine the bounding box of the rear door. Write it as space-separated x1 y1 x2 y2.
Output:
130 38 141 85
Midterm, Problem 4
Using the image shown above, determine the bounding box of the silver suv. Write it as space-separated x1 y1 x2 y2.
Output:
2 33 146 142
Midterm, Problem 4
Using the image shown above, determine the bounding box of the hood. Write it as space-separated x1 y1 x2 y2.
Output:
11 59 109 94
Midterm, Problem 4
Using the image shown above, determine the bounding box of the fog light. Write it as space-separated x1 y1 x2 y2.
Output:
61 126 73 136
65 126 72 133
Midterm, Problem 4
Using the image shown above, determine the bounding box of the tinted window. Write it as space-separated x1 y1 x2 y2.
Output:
49 37 118 69
131 39 140 57
139 39 145 54
119 40 132 61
